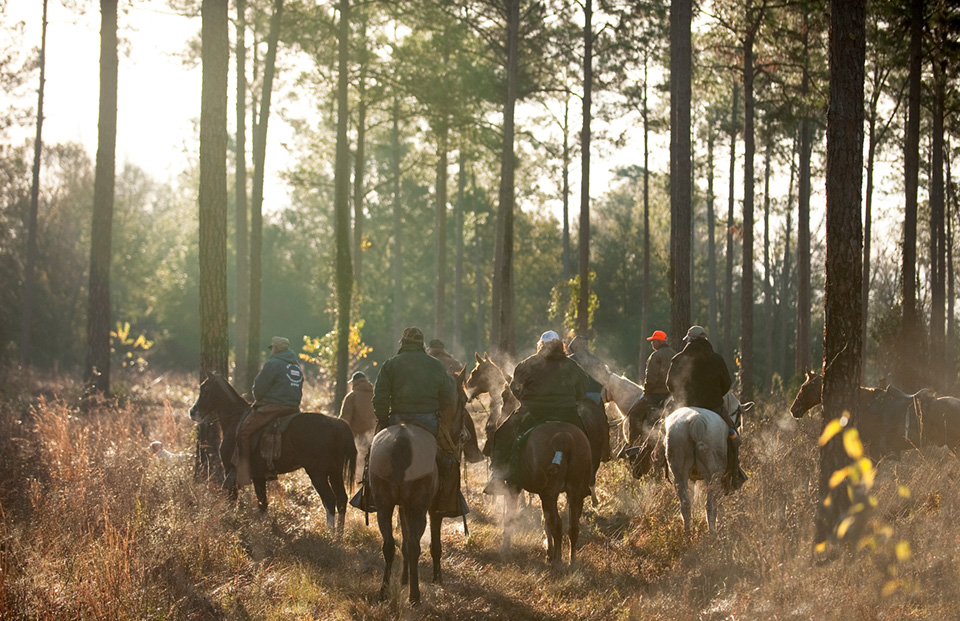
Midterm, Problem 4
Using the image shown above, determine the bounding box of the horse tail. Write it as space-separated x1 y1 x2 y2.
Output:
688 414 711 474
546 431 574 479
343 426 358 495
390 432 414 485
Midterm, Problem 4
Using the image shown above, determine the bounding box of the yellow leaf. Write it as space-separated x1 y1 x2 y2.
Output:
843 428 863 459
837 516 856 539
820 419 845 446
882 580 900 597
895 541 912 562
859 458 876 488
849 502 865 514
824 494 832 507
898 486 911 499
815 541 827 553
829 467 850 489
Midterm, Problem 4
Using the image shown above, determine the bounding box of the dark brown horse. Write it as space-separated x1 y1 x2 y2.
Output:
465 353 610 476
503 421 593 566
790 369 933 458
369 366 473 604
189 372 357 533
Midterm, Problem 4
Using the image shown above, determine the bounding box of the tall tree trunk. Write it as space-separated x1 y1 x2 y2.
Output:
929 41 947 383
777 131 798 381
245 0 283 390
707 125 718 346
577 0 593 337
763 141 772 392
453 149 466 356
197 0 229 480
84 0 118 395
475 175 485 354
353 15 367 292
723 81 739 359
796 12 813 375
21 0 48 369
947 142 956 377
492 0 518 359
562 99 572 279
392 97 403 340
435 125 449 340
819 0 865 544
741 7 756 400
641 59 651 370
862 103 876 375
899 0 924 390
670 0 692 348
234 0 249 389
333 0 353 411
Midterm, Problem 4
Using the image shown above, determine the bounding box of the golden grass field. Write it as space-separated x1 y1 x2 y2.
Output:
2 368 960 619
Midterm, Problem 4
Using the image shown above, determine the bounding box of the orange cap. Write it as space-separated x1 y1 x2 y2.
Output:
647 330 668 342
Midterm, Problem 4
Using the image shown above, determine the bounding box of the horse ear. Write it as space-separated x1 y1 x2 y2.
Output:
475 352 483 364
742 401 755 412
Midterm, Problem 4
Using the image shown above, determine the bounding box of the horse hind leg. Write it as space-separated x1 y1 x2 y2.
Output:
309 473 338 531
377 505 396 602
400 506 427 605
429 511 443 584
673 476 693 534
540 493 562 566
328 473 349 536
253 478 269 514
568 492 586 566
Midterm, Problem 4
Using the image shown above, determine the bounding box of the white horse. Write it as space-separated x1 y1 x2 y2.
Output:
664 393 750 534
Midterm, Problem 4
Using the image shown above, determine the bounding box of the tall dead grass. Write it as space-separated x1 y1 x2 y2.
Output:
2 370 960 619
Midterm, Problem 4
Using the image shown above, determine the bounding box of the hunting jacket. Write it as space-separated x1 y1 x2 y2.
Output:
427 346 464 376
666 339 731 414
510 343 590 411
373 343 455 421
644 345 677 395
252 349 304 408
339 375 376 437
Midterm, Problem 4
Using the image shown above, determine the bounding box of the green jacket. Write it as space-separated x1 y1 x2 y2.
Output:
373 343 455 420
510 343 589 410
252 349 304 408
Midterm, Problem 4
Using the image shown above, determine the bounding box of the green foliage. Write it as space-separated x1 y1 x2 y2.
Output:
299 320 372 384
548 271 599 337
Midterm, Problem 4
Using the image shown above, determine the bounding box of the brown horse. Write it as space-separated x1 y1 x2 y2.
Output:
503 421 593 566
189 372 356 533
369 366 474 604
465 353 610 476
790 369 931 458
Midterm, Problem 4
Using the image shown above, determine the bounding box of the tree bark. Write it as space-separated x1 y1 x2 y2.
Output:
435 125 449 340
453 149 466 355
796 12 813 376
492 0 518 359
723 81 739 359
392 97 403 340
21 0 48 369
245 0 283 390
84 0 118 395
333 0 353 411
562 99 572 279
670 0 692 348
929 37 947 382
234 0 249 389
641 60 651 367
819 0 865 544
197 0 229 480
577 0 593 338
899 0 924 390
353 15 368 293
763 141 772 392
707 125 718 346
741 3 756 400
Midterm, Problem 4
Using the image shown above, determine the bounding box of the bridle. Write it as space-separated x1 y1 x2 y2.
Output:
191 375 249 426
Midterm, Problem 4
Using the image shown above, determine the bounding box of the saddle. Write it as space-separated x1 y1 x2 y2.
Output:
239 409 300 475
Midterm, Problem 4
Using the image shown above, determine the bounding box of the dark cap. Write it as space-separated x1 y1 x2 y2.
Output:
400 327 424 345
684 325 707 342
351 371 366 382
428 339 445 349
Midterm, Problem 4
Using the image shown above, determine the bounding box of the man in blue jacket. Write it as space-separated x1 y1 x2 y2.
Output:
233 336 303 487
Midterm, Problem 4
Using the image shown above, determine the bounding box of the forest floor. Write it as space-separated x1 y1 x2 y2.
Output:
2 368 959 619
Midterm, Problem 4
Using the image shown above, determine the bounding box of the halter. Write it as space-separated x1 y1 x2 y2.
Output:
192 374 250 425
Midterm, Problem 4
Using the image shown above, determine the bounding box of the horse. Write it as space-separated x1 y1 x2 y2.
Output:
790 369 931 458
664 406 730 534
465 352 610 476
502 421 593 567
369 365 474 604
189 372 357 533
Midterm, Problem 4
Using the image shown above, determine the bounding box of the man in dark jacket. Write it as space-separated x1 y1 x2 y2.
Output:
373 327 455 436
666 325 744 491
567 335 605 405
233 336 303 487
485 330 591 495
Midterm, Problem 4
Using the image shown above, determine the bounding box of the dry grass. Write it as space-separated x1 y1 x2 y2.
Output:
2 369 960 619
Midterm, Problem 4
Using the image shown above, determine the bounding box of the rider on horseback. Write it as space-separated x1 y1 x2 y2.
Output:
232 336 303 487
373 327 455 435
626 330 676 442
666 325 745 492
484 330 592 495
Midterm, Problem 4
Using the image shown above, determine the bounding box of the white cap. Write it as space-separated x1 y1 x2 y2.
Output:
538 330 561 346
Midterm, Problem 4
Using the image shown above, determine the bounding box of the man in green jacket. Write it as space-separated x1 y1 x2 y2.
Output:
485 330 591 495
373 327 455 436
232 336 303 487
